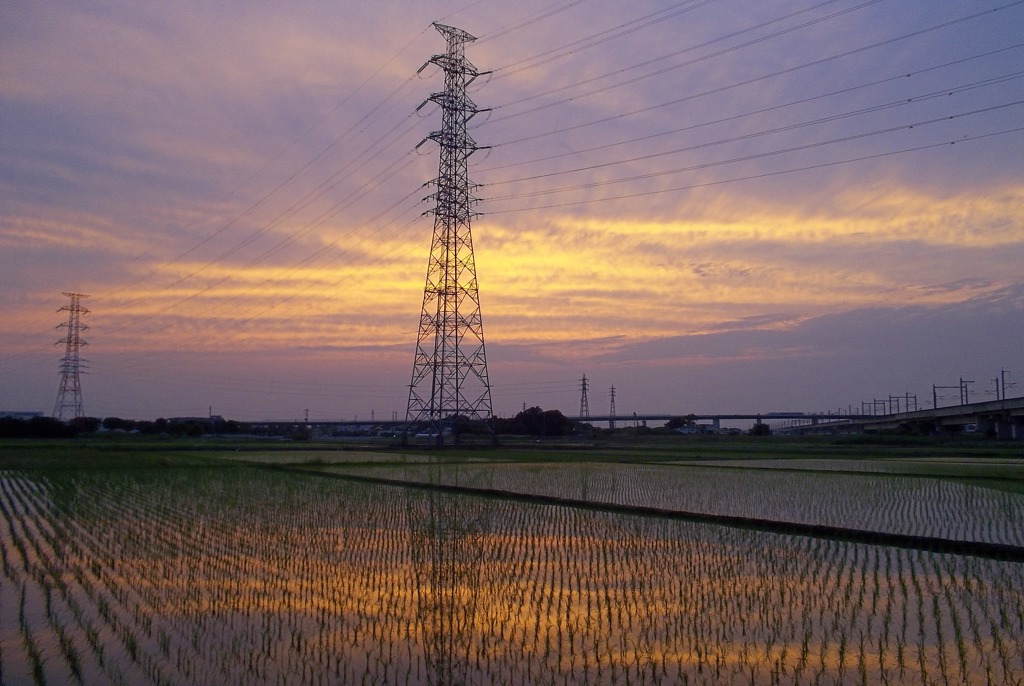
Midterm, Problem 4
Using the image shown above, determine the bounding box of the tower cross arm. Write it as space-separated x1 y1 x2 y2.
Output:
431 22 477 44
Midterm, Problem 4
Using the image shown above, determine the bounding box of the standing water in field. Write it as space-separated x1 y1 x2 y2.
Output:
1 466 1023 685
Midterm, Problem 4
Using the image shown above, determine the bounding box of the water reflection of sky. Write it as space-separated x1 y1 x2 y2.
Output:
324 461 1024 545
2 467 1022 684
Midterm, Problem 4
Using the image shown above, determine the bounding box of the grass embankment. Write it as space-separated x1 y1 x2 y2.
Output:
0 438 242 469
2 432 1019 472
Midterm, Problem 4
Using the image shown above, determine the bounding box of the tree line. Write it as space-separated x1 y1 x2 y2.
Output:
0 416 245 439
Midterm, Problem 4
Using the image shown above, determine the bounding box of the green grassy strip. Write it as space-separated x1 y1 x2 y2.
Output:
2 433 1020 470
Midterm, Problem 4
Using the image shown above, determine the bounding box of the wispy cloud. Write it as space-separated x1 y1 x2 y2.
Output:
2 0 1021 418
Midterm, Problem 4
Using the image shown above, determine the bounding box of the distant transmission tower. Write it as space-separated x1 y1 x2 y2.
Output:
609 385 616 429
579 374 590 421
53 292 89 420
405 23 494 444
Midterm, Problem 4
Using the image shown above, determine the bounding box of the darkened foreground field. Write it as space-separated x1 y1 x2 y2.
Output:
2 438 1023 684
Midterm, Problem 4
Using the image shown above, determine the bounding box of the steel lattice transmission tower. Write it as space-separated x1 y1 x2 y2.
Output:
578 374 590 421
53 292 89 420
405 23 494 443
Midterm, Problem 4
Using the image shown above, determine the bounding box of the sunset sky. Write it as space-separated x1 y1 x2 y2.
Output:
2 0 1022 422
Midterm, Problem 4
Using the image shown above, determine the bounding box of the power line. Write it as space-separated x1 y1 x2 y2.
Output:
105 30 435 309
77 6 1024 354
474 0 603 45
479 4 1024 147
478 45 1024 170
482 75 1023 186
6 2 1019 418
484 126 1024 213
485 0 722 69
486 0 879 109
68 2 1024 344
485 102 1023 201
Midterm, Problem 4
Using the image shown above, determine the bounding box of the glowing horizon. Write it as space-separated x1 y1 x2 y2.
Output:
2 1 1022 420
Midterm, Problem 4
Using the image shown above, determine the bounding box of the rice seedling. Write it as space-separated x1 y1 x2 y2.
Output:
2 462 1023 684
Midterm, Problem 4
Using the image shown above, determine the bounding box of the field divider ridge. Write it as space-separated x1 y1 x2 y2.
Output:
278 465 1024 563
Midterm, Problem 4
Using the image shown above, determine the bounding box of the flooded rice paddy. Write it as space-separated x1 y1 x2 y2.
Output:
2 460 1023 684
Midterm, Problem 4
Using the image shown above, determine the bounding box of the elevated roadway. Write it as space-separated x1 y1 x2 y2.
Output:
783 397 1024 439
250 398 1024 440
572 412 866 425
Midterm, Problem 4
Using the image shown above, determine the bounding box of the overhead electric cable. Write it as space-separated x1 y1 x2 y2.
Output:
484 126 1024 213
482 75 1024 185
125 105 422 296
481 0 888 115
105 26 434 304
483 2 1024 146
105 175 427 336
477 44 1024 172
486 0 722 67
96 113 426 338
487 101 1024 199
177 187 427 329
94 204 428 377
474 0 600 44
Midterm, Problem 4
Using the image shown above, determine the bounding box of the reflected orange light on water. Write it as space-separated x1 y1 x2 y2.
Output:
3 463 1022 684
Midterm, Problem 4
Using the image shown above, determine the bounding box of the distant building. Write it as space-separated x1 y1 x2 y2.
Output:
0 411 44 420
673 423 721 435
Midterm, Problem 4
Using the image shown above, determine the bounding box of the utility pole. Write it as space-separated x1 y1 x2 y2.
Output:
959 377 974 405
608 385 616 430
579 374 590 421
404 23 494 445
53 292 89 421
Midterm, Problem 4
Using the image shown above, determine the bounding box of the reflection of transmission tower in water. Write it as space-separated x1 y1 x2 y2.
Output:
53 292 89 420
405 23 494 443
407 466 492 685
609 385 616 429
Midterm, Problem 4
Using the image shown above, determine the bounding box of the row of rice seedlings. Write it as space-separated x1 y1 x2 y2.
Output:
47 471 242 685
45 471 200 684
13 472 272 682
0 472 161 685
2 474 103 684
4 466 1024 684
337 461 1024 545
134 473 417 686
71 473 334 682
189 471 1018 683
26 475 178 675
398 485 1023 684
0 473 950 686
481 476 1018 684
